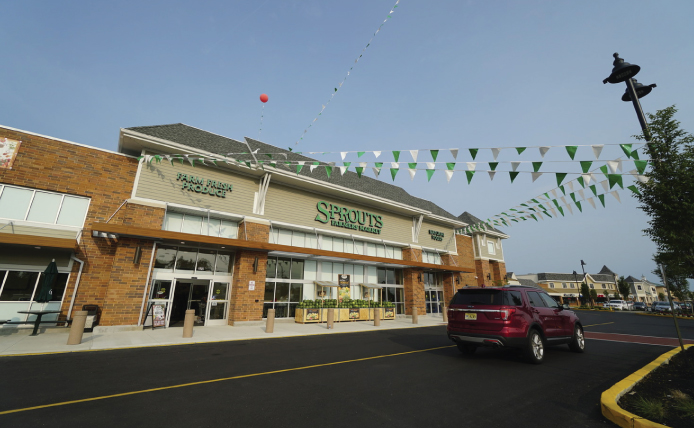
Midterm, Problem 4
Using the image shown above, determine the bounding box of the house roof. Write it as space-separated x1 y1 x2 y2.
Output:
124 123 460 221
625 275 640 283
518 278 541 288
591 274 616 282
456 211 507 236
537 273 584 282
598 265 616 275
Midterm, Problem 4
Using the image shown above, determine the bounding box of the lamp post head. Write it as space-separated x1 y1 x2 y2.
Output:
621 79 657 101
603 53 640 84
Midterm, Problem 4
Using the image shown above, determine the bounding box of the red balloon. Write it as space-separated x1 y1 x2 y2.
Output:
259 94 269 103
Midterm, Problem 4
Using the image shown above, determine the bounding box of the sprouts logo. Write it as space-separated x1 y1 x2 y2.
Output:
315 201 382 234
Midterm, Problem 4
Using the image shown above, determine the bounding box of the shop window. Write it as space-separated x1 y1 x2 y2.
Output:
487 241 495 255
154 245 178 270
195 249 216 272
154 245 233 274
278 229 292 246
263 282 303 318
366 242 377 257
276 258 291 279
0 185 90 227
291 259 305 280
175 248 197 272
266 258 277 278
344 239 354 254
150 280 172 300
181 215 203 235
215 252 233 274
0 271 39 301
376 244 386 258
377 268 403 285
333 237 344 253
423 251 442 265
292 231 305 247
321 236 333 251
163 211 238 239
383 286 405 314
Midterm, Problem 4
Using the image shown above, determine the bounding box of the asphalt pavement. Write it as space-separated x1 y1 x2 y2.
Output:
1 310 691 428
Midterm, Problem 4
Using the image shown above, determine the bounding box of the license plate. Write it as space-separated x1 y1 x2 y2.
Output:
465 313 477 320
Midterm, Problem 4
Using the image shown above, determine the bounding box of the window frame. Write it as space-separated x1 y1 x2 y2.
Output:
0 184 91 229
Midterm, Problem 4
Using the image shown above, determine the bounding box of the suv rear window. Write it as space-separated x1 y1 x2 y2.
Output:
451 290 523 306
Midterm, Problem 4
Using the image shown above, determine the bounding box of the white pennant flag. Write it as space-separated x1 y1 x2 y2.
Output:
297 161 305 167
582 173 592 186
607 160 619 174
587 197 596 209
373 151 381 158
144 155 153 163
491 148 501 160
340 152 348 161
551 189 558 198
550 208 557 217
539 147 550 158
466 162 477 171
359 162 367 168
578 189 585 200
310 163 319 172
391 162 399 169
611 190 621 203
445 170 454 183
566 204 574 215
450 149 458 160
561 196 568 205
617 160 623 172
511 161 521 171
339 166 348 175
408 168 417 180
531 172 543 182
600 180 609 193
488 171 496 181
637 175 650 183
410 150 418 162
592 145 604 159
372 167 381 177
567 181 574 192
536 212 543 220
426 162 435 170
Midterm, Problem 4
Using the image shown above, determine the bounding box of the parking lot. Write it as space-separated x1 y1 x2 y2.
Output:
1 310 692 428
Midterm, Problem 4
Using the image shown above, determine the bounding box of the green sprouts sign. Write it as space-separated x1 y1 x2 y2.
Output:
429 230 444 241
177 173 233 198
315 201 383 234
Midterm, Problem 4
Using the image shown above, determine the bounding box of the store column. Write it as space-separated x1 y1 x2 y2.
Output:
456 234 477 287
229 218 270 324
402 246 425 316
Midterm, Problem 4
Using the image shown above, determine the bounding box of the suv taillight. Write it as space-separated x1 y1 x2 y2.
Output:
496 308 516 320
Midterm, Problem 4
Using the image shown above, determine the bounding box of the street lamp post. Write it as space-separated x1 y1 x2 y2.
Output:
573 270 580 306
603 53 657 141
580 260 589 306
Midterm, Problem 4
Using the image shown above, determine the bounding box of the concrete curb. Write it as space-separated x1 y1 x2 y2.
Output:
600 344 692 428
635 312 694 321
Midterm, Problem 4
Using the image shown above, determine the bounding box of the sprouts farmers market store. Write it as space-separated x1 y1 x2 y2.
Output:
0 124 507 330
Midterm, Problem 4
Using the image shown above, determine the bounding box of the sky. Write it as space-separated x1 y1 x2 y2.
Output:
2 1 693 284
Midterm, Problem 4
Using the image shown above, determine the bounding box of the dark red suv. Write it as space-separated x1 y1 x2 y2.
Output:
446 286 584 364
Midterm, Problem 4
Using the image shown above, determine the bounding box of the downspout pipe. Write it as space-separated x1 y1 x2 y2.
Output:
137 242 158 326
67 255 85 322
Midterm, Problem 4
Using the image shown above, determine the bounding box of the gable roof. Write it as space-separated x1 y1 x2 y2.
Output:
625 275 640 283
598 265 616 275
518 278 541 288
591 274 616 282
124 123 460 221
456 211 507 236
537 272 584 282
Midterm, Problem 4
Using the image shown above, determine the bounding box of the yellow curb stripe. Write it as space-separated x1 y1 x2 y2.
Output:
0 344 455 415
0 323 443 358
583 322 614 327
635 312 694 321
600 344 692 428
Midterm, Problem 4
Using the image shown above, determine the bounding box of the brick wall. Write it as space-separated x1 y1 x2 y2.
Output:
229 250 268 323
490 261 507 285
238 220 270 242
475 259 491 287
403 268 425 316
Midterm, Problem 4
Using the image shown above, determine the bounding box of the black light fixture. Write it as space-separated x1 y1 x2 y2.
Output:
252 257 259 273
133 246 142 264
487 273 491 280
455 276 460 285
417 273 422 283
621 79 656 101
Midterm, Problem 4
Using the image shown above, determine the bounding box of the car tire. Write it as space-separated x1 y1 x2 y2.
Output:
456 343 477 355
524 329 544 364
569 324 585 353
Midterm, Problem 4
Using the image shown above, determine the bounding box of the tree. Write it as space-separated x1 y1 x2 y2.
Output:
617 276 631 301
589 289 598 306
658 292 665 301
580 282 591 306
633 106 694 292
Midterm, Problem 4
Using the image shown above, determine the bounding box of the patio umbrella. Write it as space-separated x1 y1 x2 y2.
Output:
36 260 58 303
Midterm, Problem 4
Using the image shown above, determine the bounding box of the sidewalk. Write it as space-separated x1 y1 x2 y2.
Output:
0 315 447 357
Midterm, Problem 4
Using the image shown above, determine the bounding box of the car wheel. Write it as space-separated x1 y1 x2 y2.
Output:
524 329 544 364
569 324 585 353
456 343 477 355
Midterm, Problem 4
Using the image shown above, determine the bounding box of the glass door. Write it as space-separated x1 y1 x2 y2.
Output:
206 282 230 325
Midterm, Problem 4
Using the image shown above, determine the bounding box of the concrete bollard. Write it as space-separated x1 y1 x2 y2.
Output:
266 309 275 333
442 306 448 323
67 311 88 345
183 309 195 338
374 308 381 326
327 308 334 329
412 307 419 324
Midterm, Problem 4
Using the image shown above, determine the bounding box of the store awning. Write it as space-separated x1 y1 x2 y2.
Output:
359 283 385 289
549 293 578 298
314 281 339 287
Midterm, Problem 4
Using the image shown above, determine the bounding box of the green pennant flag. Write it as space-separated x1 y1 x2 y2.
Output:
556 172 567 186
580 161 593 173
516 147 526 154
446 162 455 170
634 160 648 175
570 193 577 203
469 148 478 160
511 219 519 223
466 170 475 184
265 153 273 158
269 162 276 168
538 204 547 211
532 162 543 172
343 162 351 169
598 194 605 207
426 169 435 181
544 192 550 199
510 208 518 212
600 165 609 176
607 174 624 189
521 203 528 207
577 176 585 188
355 167 364 178
576 201 582 212
357 152 365 158
631 150 640 160
557 206 564 216
552 199 560 209
559 185 566 195
244 161 251 168
531 199 540 203
489 162 498 171
375 162 383 169
620 144 633 158
392 151 400 162
325 166 332 179
296 163 304 174
154 155 162 163
430 150 439 162
408 162 417 170
530 214 538 221
136 156 144 162
543 211 552 218
627 185 641 195
390 167 399 181
590 184 597 196
565 146 578 160
509 171 519 183
501 219 508 226
528 207 536 212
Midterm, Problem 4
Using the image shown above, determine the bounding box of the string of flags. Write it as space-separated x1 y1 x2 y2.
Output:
294 1 401 146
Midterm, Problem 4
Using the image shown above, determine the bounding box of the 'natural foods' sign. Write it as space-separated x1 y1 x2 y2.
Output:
315 201 383 234
177 173 233 198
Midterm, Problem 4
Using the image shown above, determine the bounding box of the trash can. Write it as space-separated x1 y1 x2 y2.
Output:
82 305 100 332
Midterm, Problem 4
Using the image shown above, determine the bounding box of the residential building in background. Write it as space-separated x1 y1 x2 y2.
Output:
456 212 508 288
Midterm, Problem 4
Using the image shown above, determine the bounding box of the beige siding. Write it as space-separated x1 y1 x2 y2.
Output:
0 224 79 240
135 161 257 216
418 220 457 252
263 183 417 244
477 234 505 260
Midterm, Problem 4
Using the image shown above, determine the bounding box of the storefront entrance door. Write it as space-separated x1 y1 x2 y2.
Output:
168 279 210 327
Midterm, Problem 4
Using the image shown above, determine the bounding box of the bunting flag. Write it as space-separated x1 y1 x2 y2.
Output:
392 151 401 162
592 145 604 159
619 144 633 158
469 148 478 160
509 171 519 183
598 194 606 207
294 1 401 146
531 172 542 182
516 147 526 154
627 185 641 196
532 162 542 172
539 146 550 158
565 146 578 160
430 149 439 161
491 148 501 160
449 149 458 160
408 162 417 180
466 170 475 184
556 173 567 186
410 150 418 162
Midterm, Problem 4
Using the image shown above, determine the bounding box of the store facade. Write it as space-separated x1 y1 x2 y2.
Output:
0 123 503 329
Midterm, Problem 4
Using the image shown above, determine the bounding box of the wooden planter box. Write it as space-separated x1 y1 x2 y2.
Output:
294 307 396 323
